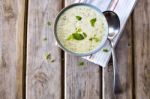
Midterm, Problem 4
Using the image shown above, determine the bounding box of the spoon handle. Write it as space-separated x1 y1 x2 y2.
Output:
107 0 119 11
111 42 122 94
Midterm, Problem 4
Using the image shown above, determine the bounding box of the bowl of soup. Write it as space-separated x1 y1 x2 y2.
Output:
54 3 108 56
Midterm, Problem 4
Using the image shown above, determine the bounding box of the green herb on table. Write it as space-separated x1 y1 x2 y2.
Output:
44 53 56 63
78 62 84 66
47 21 51 26
43 37 47 41
76 16 82 21
51 59 55 63
90 18 96 27
44 53 51 60
103 48 109 52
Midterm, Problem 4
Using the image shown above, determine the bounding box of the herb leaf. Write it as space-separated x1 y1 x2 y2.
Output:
47 21 51 26
72 33 84 40
79 62 84 66
76 16 82 21
44 52 56 63
76 28 82 32
63 16 66 20
43 37 47 41
89 37 93 41
67 28 87 41
66 35 73 40
44 53 51 60
51 59 55 62
90 18 96 27
89 35 100 42
83 32 87 37
94 37 100 42
103 48 109 52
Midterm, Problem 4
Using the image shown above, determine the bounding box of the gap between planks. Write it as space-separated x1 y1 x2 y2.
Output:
23 0 29 99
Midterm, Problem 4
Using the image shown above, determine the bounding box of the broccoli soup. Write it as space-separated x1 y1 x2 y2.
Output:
56 5 108 54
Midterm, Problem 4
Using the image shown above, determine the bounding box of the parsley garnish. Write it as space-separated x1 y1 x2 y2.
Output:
90 18 96 27
76 16 82 21
66 35 73 40
63 16 66 20
76 28 82 32
72 33 84 40
94 37 100 42
89 38 93 41
89 35 100 42
83 32 87 37
67 28 87 40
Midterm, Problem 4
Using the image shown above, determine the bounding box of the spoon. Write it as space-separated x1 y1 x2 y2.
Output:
104 11 122 94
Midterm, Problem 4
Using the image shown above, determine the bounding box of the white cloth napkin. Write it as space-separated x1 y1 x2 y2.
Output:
67 0 137 67
74 0 111 11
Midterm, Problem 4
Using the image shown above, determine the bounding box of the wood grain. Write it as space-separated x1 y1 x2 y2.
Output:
26 0 62 99
133 0 150 98
102 18 133 99
1 0 150 99
0 0 25 99
65 0 102 99
65 55 102 99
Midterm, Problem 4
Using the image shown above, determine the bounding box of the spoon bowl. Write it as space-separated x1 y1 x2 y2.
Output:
104 11 120 40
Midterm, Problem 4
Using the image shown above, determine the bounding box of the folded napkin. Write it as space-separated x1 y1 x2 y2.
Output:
66 0 137 67
74 0 111 11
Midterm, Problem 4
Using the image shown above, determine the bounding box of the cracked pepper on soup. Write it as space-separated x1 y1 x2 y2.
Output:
56 5 108 53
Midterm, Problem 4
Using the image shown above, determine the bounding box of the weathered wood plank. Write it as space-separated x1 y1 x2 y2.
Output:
0 0 25 99
65 0 102 99
65 55 102 99
26 0 62 99
133 0 150 98
102 18 133 99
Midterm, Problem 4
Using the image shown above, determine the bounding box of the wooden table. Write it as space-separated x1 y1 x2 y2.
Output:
0 0 150 99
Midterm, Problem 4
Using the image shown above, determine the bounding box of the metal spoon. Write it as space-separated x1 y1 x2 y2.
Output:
103 11 122 94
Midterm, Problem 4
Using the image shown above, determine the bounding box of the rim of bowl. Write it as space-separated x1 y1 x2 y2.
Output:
54 3 109 56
